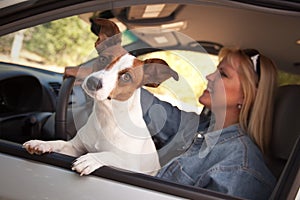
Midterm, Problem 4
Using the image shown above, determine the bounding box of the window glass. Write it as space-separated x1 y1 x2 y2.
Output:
0 16 97 73
0 15 138 74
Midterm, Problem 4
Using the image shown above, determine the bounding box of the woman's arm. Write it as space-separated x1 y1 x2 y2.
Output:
141 88 212 165
141 88 186 149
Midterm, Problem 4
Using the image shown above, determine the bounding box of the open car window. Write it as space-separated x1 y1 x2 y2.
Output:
0 16 97 73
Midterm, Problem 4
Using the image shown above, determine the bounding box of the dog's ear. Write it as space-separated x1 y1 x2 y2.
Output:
142 58 179 88
92 18 122 48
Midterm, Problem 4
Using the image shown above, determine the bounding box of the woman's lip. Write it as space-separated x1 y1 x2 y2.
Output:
204 88 212 93
201 89 210 96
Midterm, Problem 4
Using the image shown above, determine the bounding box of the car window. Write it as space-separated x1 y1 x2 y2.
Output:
0 15 142 74
0 1 299 200
0 16 97 73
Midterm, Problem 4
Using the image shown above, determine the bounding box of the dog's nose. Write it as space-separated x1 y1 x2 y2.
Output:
86 76 102 91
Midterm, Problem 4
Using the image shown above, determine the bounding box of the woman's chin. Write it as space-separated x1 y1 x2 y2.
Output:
198 97 211 108
198 91 211 105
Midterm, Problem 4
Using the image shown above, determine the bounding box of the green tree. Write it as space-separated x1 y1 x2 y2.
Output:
0 33 15 54
24 16 97 66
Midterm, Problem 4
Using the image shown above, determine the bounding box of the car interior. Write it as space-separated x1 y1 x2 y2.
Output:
268 85 300 199
0 0 299 199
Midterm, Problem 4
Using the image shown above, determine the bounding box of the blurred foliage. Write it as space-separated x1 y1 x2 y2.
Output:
278 71 300 86
0 33 14 54
0 16 97 67
23 16 97 66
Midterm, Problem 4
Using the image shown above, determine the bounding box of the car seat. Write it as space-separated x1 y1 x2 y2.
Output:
269 85 300 178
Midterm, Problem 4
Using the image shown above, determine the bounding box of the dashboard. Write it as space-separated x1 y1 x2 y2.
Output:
0 62 63 143
0 62 63 112
0 76 43 115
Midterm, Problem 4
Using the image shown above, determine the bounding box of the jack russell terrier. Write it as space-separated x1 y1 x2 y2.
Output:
23 18 179 176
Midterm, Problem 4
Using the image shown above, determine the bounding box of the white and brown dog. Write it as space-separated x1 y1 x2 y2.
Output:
23 18 179 176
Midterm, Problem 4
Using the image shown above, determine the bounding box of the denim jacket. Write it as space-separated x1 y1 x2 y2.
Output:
141 89 276 200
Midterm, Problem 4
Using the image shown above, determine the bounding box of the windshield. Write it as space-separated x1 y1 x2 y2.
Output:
139 50 217 112
0 14 220 112
0 16 97 73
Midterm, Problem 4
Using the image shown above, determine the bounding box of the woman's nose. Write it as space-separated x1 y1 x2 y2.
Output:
206 70 216 81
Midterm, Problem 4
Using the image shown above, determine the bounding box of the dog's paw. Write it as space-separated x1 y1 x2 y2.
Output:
72 153 104 176
23 140 53 155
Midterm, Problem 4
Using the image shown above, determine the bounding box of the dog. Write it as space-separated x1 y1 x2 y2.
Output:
23 18 179 176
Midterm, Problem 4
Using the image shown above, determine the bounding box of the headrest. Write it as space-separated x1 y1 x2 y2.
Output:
271 85 300 160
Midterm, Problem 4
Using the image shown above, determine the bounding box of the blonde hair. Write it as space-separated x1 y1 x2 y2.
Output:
219 48 278 154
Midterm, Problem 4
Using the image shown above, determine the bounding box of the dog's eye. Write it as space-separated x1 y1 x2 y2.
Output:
120 72 132 82
98 56 109 65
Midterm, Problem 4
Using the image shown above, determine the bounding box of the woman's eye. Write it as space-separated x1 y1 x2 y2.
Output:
120 73 132 82
219 70 227 78
221 72 227 77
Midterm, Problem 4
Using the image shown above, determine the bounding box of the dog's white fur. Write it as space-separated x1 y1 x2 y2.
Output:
23 56 160 176
23 18 178 176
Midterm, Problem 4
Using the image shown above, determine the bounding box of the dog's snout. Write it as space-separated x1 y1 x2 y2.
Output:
86 76 102 91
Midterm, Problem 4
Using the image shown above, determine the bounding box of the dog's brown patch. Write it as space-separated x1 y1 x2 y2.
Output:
93 18 121 49
95 45 128 72
142 58 179 87
109 59 144 101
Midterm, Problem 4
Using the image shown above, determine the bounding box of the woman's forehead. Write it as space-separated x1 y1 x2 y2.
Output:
218 56 240 72
218 56 237 71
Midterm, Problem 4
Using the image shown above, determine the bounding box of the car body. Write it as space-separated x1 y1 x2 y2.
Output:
0 0 299 199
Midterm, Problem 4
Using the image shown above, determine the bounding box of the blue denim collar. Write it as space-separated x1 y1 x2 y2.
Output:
202 124 244 147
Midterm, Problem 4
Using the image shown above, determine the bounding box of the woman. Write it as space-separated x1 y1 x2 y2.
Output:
141 47 277 200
